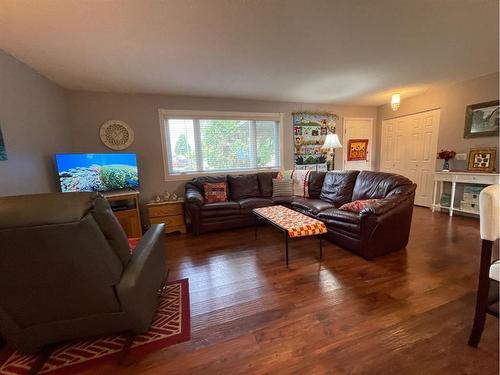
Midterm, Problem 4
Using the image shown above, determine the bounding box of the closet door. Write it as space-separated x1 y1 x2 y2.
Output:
405 110 440 206
380 119 395 172
381 109 440 207
380 117 407 175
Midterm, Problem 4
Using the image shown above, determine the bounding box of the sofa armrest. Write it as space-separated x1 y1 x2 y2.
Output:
186 187 204 207
360 183 417 216
116 224 166 331
359 196 405 216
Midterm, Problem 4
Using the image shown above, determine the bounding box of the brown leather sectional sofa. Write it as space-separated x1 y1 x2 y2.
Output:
185 170 416 260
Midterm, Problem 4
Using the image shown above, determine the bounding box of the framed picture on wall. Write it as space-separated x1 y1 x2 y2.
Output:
292 112 337 167
0 124 7 161
464 100 499 138
347 139 369 161
467 148 497 172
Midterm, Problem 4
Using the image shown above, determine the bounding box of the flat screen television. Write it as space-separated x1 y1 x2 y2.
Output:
55 153 139 192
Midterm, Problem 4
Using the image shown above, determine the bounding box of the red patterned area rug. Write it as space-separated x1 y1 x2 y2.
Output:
0 278 190 375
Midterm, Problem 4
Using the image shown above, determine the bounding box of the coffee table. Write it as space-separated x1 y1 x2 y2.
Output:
253 205 327 266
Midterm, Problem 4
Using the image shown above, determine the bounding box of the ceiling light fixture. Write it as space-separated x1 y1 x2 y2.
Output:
391 93 401 111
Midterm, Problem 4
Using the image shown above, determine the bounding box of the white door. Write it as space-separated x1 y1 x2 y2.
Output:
405 111 440 207
381 109 440 207
380 118 406 175
343 117 374 171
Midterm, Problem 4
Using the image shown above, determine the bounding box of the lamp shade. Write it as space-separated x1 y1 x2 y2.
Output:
321 133 342 149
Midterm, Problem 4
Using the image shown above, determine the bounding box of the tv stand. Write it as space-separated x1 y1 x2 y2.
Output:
102 190 142 238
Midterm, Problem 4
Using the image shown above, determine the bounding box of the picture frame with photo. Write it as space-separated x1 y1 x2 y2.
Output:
464 100 499 138
347 139 369 161
467 148 497 172
0 124 7 161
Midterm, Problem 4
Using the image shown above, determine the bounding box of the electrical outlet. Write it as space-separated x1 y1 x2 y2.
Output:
455 153 467 161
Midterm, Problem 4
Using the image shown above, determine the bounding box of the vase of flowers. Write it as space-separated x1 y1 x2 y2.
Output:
437 149 456 171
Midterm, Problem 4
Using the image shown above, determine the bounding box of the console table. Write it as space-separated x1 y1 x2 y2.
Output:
102 190 142 238
432 172 500 217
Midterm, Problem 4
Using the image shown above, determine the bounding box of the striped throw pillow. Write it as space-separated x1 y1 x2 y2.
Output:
272 179 293 197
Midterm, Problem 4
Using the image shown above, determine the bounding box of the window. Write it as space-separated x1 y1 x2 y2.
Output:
160 110 282 178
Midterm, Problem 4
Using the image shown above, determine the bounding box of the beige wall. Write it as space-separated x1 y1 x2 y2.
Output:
0 49 71 196
3 48 496 206
67 91 377 202
376 72 499 171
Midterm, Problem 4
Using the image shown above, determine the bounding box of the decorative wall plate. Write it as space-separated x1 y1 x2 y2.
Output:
99 120 134 150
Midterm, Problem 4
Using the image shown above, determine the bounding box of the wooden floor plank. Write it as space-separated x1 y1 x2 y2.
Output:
80 207 498 374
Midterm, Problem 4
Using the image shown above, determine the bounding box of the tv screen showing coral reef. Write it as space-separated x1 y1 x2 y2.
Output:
56 153 139 192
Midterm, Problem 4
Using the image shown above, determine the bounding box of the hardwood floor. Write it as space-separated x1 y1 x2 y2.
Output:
85 207 498 374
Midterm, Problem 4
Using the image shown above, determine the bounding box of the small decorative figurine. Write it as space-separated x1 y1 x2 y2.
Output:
171 193 178 201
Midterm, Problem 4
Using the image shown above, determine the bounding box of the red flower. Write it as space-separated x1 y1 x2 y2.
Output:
436 150 456 160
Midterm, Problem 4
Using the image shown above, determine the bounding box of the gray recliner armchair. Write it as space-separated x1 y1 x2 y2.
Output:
0 192 166 355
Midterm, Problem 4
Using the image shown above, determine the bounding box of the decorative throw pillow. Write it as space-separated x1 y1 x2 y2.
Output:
276 169 310 197
204 182 228 203
272 179 293 197
339 199 379 213
277 170 293 180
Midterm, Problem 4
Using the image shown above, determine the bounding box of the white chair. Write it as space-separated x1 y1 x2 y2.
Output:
468 184 500 347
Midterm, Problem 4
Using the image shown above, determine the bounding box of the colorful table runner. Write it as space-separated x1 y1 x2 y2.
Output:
253 205 327 238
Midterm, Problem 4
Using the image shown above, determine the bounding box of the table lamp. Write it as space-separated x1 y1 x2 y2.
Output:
321 133 342 170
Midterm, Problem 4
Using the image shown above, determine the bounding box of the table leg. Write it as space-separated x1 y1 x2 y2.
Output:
439 181 444 213
254 218 258 240
285 232 289 267
450 181 456 217
432 180 438 212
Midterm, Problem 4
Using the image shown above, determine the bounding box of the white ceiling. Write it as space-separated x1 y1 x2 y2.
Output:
0 0 498 105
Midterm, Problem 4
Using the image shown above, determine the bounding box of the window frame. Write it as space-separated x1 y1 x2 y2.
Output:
159 109 284 181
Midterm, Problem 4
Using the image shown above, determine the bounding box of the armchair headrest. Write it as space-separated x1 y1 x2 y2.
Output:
480 184 500 241
0 192 98 229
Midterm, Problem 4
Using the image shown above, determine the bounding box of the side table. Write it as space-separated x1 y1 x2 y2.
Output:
147 199 186 234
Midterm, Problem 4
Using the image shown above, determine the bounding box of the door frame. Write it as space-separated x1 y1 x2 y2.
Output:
342 117 374 171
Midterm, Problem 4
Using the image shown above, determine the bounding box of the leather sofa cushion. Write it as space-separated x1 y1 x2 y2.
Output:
317 208 361 224
323 219 361 235
201 201 240 218
318 208 362 235
257 172 278 197
352 171 412 200
308 172 326 198
291 198 334 215
320 170 359 206
228 174 261 200
272 196 298 205
202 201 240 210
238 197 273 209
